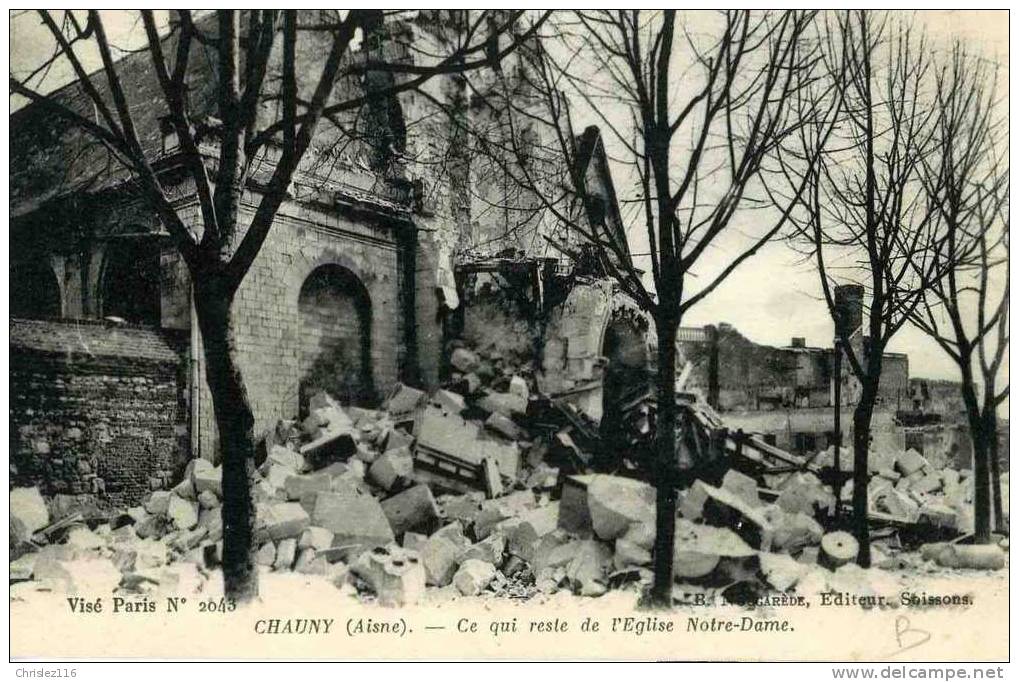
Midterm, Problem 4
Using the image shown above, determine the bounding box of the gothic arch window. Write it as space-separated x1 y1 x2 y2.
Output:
100 238 161 326
298 264 374 412
10 259 61 319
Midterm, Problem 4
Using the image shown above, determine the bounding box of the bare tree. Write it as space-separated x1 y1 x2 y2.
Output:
786 11 942 565
450 10 830 605
10 9 545 601
909 45 1008 543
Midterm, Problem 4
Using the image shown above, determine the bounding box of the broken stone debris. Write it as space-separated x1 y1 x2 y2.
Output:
8 340 1005 606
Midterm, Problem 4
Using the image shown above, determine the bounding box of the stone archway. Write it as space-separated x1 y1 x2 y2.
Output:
10 259 62 319
298 263 374 413
100 238 161 325
600 305 653 436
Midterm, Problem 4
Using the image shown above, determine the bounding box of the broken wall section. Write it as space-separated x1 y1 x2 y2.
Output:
10 319 189 509
451 271 655 426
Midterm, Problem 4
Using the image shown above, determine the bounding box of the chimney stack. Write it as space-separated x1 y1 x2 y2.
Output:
834 285 864 338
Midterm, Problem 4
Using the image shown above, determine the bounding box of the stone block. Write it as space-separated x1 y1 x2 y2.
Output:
313 490 394 559
380 484 442 537
191 460 223 497
274 538 297 571
721 469 761 507
284 472 333 501
504 503 559 562
167 495 199 531
453 559 497 596
895 449 929 477
10 487 49 534
145 490 172 517
478 391 528 417
298 526 334 552
264 502 311 541
587 475 655 541
368 449 415 492
353 545 427 606
459 532 506 566
420 535 461 586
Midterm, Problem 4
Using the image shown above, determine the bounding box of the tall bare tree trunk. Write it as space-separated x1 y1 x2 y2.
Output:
987 410 1003 532
959 374 992 543
851 384 875 567
650 316 679 607
194 276 259 602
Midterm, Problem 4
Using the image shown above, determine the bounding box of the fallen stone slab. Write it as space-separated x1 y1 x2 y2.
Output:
268 444 304 472
430 389 467 414
10 487 49 535
313 490 394 559
698 483 775 551
385 383 427 424
167 495 199 531
440 492 485 526
300 429 357 469
256 542 276 567
191 460 223 497
284 472 333 501
298 526 335 552
453 559 497 596
503 503 560 563
614 538 651 570
145 491 172 517
770 510 823 554
895 449 929 478
368 449 415 492
721 469 762 508
775 472 835 517
294 547 327 575
65 526 105 552
198 490 219 510
459 532 506 566
759 552 807 592
264 502 311 541
587 475 655 541
934 543 1005 570
380 484 442 538
673 518 755 580
274 538 297 571
564 539 612 594
478 391 528 418
419 534 462 586
485 412 523 440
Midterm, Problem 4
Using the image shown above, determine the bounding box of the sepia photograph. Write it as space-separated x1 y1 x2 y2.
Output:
7 8 1010 666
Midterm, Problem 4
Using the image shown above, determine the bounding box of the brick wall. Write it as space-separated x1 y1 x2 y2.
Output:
9 318 188 508
187 196 406 459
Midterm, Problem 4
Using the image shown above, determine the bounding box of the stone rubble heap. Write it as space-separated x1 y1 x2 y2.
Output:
9 344 1009 606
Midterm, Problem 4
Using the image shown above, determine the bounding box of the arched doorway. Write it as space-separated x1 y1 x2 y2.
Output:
298 264 373 412
101 239 161 325
601 311 652 414
10 259 61 319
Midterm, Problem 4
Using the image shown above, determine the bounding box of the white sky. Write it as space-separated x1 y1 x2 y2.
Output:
9 10 1009 396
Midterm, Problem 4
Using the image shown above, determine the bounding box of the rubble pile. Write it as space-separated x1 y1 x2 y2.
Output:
8 341 1009 605
814 445 1009 537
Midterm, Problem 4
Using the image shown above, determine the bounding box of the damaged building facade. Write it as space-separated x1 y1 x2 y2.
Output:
10 11 971 511
9 11 651 507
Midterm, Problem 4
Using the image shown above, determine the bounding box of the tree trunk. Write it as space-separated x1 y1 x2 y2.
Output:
967 412 993 544
650 316 679 608
959 379 992 544
194 277 259 603
988 413 1003 533
850 383 876 567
